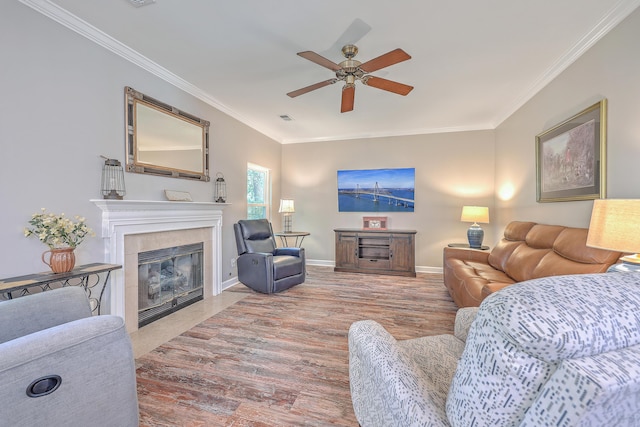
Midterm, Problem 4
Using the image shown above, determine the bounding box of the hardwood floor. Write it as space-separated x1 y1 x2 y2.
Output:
135 266 458 426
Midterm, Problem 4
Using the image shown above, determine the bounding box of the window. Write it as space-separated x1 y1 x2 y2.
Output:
247 163 271 219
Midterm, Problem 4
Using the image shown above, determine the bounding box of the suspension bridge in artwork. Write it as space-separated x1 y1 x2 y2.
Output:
339 182 414 208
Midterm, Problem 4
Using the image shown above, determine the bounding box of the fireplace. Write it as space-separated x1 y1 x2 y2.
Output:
138 242 204 327
92 199 223 332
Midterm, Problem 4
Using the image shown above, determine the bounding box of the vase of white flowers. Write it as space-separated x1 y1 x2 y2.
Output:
41 247 76 273
24 208 94 273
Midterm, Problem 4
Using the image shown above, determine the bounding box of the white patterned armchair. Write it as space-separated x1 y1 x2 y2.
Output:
349 272 640 426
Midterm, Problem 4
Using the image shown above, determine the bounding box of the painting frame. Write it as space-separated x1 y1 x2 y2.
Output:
535 99 607 203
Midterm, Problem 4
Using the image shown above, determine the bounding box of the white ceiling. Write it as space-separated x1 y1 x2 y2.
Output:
23 0 640 144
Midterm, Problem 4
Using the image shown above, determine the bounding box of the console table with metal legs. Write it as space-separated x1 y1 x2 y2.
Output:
0 263 122 315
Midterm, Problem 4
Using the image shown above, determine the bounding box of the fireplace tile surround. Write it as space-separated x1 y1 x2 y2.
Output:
91 200 224 332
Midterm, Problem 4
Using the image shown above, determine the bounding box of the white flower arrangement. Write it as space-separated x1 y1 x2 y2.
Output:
24 208 95 249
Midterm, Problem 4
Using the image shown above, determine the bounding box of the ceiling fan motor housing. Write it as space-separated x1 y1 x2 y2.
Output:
341 44 358 58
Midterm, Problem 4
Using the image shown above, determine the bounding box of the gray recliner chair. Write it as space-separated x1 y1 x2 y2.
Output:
234 219 306 293
0 287 139 426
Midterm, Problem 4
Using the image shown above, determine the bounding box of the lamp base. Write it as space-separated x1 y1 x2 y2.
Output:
467 223 484 249
283 214 293 233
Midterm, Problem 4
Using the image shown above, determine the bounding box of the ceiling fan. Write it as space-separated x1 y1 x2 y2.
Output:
287 44 414 113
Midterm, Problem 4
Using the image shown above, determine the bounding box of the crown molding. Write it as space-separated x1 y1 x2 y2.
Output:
20 0 640 144
492 0 640 128
280 124 494 145
18 0 283 142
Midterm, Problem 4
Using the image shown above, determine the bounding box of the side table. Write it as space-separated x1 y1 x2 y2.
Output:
274 231 310 248
447 243 490 250
0 263 121 315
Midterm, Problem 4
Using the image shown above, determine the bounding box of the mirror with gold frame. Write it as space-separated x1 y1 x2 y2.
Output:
125 86 210 181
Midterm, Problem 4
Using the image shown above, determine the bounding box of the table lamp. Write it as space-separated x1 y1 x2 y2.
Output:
587 199 640 270
279 199 295 233
461 206 489 248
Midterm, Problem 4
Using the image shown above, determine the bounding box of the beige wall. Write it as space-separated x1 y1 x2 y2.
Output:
282 131 495 269
283 7 640 269
3 2 639 280
493 7 640 238
1 2 282 282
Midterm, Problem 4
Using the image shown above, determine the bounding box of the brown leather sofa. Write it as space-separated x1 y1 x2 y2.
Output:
443 221 622 307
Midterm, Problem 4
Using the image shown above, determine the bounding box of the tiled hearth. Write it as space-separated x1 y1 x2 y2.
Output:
92 200 224 332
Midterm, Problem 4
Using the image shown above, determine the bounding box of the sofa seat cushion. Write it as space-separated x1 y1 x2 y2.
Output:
349 320 464 427
273 255 303 280
445 258 515 306
399 335 466 406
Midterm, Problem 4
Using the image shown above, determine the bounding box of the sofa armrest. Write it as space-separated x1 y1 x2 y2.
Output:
444 246 490 264
0 287 91 344
481 281 513 298
454 307 479 342
0 315 139 426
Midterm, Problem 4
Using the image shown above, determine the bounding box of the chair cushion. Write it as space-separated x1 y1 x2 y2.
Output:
273 255 303 280
447 272 640 426
237 219 276 254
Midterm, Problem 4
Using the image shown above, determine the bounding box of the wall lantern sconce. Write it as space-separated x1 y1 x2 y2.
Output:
100 156 126 200
214 172 227 203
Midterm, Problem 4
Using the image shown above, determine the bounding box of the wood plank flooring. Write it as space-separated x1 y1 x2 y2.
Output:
135 266 458 426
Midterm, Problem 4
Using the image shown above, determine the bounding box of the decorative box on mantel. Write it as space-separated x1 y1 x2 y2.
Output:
90 199 226 332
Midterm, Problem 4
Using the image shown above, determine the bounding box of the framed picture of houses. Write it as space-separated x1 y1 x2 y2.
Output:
535 99 607 202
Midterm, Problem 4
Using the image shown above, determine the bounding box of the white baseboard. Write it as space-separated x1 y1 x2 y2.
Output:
222 276 240 291
224 261 442 292
306 259 443 274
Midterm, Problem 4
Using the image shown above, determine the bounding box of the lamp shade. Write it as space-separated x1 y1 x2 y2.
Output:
587 199 640 255
279 199 295 214
460 206 489 224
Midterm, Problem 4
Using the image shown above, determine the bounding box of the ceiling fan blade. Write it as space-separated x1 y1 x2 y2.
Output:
341 85 355 113
287 79 338 98
359 48 411 73
363 76 413 96
327 18 372 53
297 51 342 71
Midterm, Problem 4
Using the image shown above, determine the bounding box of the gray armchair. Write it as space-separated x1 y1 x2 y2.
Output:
0 287 139 426
234 219 306 293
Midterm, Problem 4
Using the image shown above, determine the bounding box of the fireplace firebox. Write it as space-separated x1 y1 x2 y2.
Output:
138 242 204 327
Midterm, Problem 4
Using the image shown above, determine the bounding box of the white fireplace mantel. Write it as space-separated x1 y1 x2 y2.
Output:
91 199 224 323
